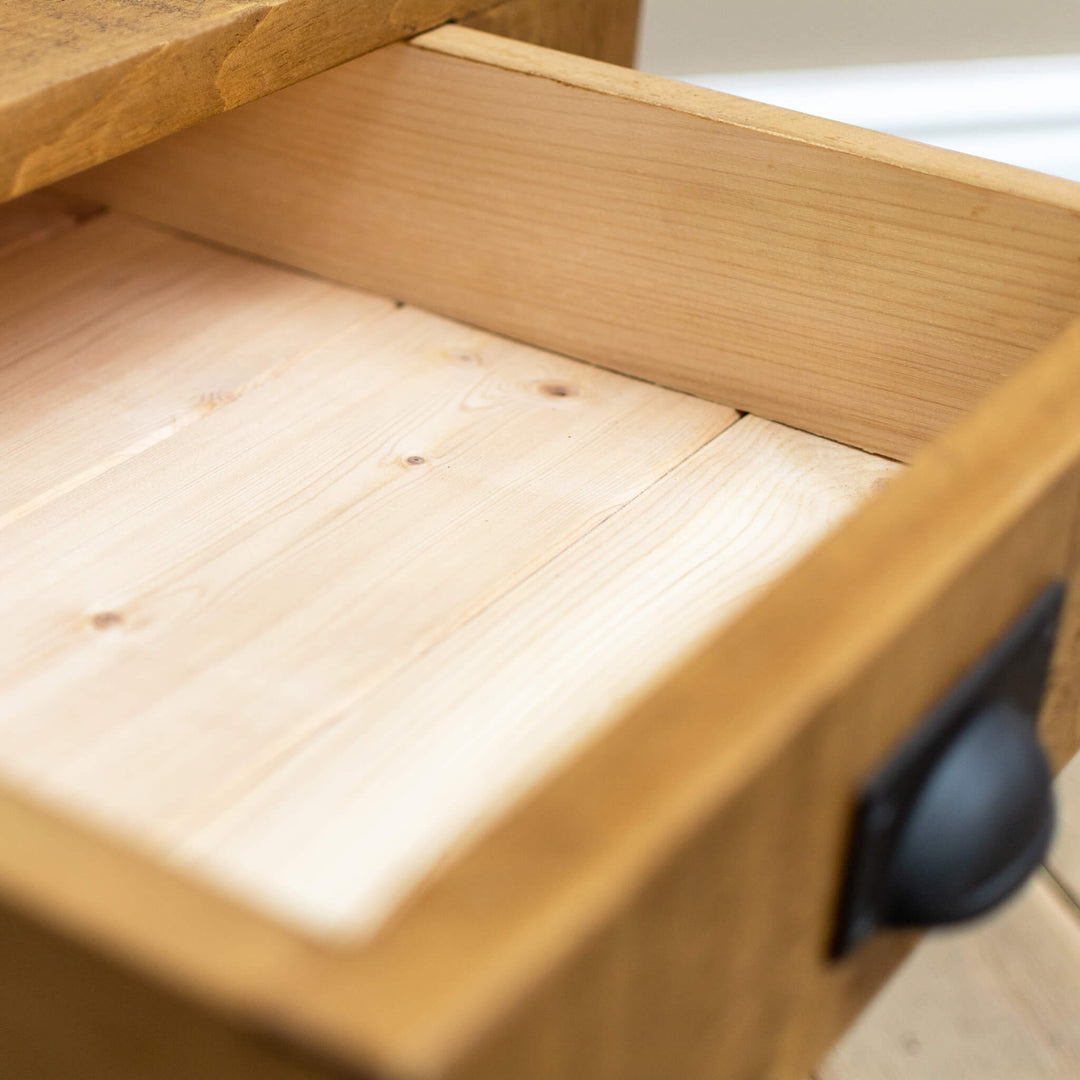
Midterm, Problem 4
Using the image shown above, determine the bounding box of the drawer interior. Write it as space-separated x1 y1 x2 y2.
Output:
5 26 1080 1080
0 192 899 937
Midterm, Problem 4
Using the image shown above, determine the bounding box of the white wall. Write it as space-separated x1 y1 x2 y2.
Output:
639 0 1080 75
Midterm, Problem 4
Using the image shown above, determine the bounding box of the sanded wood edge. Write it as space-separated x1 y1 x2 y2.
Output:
413 26 1080 208
64 27 1080 460
1 313 1079 1080
0 0 511 202
462 0 640 66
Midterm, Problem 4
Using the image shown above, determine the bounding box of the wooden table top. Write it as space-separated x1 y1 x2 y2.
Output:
0 0 499 201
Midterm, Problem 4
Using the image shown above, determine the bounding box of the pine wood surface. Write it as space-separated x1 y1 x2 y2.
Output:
0 197 1077 1080
0 209 390 530
63 26 1080 461
1040 497 1080 771
0 201 906 937
180 413 898 932
28 751 1076 1080
0 771 371 1080
0 0 519 202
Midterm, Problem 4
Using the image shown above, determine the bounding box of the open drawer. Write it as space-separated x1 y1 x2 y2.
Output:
3 22 1080 1080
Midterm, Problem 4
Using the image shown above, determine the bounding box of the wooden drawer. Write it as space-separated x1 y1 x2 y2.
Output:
3 12 1080 1080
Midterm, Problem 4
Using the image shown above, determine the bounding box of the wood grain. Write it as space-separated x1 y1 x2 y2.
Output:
819 875 1080 1080
284 321 1080 1080
0 778 365 1080
0 212 391 528
4 54 1080 1074
1 314 1056 1080
0 324 1076 1080
0 214 746 935
0 0 508 201
174 415 898 933
463 0 639 65
65 26 1080 460
1040 455 1080 900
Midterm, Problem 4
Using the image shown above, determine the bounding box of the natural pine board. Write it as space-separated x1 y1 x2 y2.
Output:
0 205 899 937
65 26 1080 461
0 212 389 527
0 225 739 933
173 415 900 932
0 0 509 201
819 875 1080 1080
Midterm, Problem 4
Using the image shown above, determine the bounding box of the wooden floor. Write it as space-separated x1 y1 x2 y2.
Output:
819 751 1080 1079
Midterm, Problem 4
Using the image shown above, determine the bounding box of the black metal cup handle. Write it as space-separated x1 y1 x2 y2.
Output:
832 582 1063 957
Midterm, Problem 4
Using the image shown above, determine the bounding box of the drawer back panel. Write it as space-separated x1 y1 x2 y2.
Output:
63 25 1080 461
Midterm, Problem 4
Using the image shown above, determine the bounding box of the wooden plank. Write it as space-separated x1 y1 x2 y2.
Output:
174 415 899 933
64 26 1080 461
0 214 739 937
0 0 507 201
819 875 1080 1080
463 0 640 66
0 212 389 527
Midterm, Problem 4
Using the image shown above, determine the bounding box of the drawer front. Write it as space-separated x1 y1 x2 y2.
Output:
4 22 1080 1080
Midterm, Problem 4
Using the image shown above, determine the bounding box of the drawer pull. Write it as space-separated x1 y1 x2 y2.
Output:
832 582 1064 956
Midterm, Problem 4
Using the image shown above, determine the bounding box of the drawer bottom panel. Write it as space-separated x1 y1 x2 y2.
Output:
0 194 899 941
